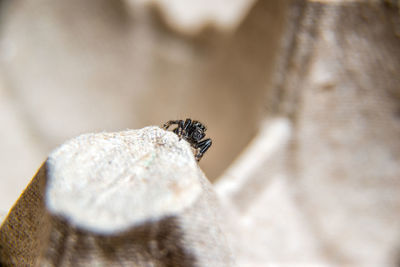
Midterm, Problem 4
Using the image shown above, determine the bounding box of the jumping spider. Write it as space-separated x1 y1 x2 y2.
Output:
162 118 212 161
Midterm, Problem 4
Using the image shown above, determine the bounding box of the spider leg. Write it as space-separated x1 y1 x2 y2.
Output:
181 118 192 139
162 120 182 130
194 138 212 161
164 120 186 140
175 120 187 139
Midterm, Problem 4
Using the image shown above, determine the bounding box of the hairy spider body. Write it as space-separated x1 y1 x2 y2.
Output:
163 118 212 161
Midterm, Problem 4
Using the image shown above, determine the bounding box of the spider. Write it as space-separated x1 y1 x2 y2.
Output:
162 118 212 161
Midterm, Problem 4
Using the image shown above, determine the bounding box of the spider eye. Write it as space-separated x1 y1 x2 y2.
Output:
192 129 204 141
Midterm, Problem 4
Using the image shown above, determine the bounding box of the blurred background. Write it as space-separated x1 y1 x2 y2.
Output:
0 0 400 265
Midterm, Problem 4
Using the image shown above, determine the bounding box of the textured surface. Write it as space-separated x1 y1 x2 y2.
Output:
1 0 400 266
0 0 289 206
216 2 400 266
46 127 201 233
0 127 233 266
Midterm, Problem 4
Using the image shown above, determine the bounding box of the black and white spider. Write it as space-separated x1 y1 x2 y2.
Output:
163 118 212 161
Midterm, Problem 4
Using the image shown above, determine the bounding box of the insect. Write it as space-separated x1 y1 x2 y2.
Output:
163 118 212 161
